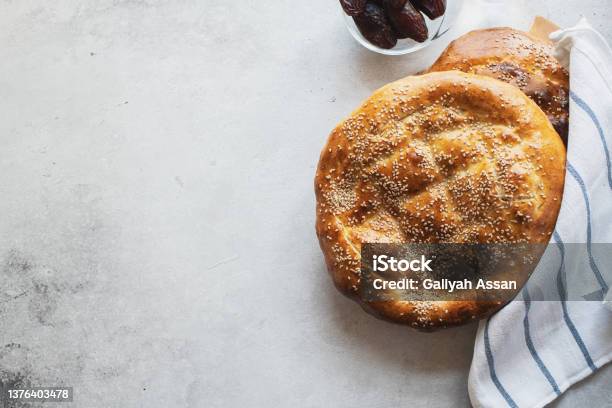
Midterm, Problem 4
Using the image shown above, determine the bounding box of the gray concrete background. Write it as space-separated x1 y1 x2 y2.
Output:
0 0 610 407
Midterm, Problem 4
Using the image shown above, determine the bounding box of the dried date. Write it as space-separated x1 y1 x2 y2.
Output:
387 1 428 42
339 0 367 16
410 0 446 19
353 2 398 49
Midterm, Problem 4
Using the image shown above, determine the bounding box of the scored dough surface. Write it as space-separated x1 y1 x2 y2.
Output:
315 71 566 329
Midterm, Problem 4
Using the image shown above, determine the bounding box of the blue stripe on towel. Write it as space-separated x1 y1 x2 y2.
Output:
570 91 612 189
522 287 562 395
553 232 598 372
484 319 518 407
566 162 609 293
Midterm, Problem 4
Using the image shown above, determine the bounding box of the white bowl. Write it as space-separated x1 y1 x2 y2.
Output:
343 0 462 56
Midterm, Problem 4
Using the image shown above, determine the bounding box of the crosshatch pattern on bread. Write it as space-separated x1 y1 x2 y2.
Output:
315 71 566 330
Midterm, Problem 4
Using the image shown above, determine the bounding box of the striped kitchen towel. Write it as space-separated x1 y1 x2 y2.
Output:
468 18 612 408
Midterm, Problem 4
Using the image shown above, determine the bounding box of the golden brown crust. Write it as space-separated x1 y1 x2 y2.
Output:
315 71 566 330
428 28 569 143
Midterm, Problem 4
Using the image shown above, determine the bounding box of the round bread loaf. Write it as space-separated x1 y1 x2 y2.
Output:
315 71 566 330
428 28 569 143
